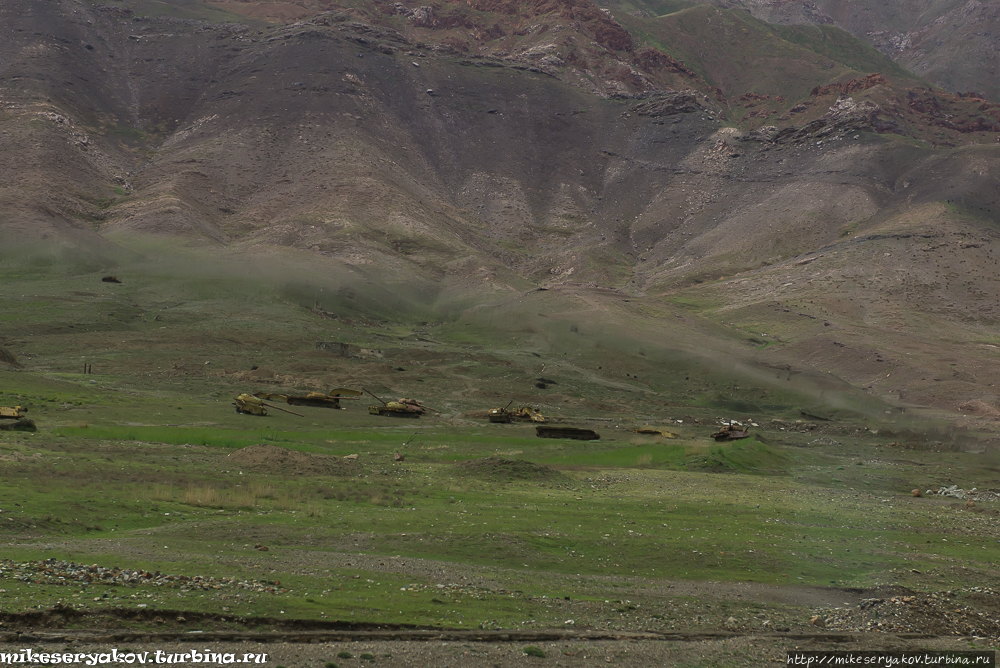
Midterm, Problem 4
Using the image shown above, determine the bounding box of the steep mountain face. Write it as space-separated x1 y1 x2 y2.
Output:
4 0 1000 418
699 0 1000 102
810 0 1000 100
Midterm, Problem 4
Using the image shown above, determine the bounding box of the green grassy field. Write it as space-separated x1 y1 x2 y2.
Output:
2 420 997 630
1 253 998 635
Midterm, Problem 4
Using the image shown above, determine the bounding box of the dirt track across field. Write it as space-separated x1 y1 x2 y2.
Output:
1 634 995 668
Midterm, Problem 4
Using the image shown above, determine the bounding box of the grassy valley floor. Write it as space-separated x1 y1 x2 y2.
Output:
0 262 999 665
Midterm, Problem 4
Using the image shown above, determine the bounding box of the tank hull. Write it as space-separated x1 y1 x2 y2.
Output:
535 426 600 440
369 405 421 418
0 406 26 419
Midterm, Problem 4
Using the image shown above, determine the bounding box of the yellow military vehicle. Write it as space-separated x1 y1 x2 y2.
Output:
0 406 27 419
364 388 426 418
488 400 514 423
487 401 546 423
255 388 361 409
488 402 547 423
233 393 304 417
511 406 546 423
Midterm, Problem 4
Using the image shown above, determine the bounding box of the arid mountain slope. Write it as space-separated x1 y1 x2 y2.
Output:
810 0 1000 100
688 0 1000 102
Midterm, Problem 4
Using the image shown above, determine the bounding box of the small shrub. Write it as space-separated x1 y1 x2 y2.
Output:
325 663 339 668
523 646 546 658
360 653 376 662
337 651 353 659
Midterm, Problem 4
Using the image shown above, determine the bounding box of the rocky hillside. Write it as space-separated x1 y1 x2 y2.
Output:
4 0 1000 419
689 0 1000 102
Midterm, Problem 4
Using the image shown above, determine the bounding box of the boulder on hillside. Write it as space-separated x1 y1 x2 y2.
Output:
632 91 701 117
760 96 890 144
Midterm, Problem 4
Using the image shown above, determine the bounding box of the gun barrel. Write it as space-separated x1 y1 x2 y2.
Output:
362 387 388 405
261 402 305 417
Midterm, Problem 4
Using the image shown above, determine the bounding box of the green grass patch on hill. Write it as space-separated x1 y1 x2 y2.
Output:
593 0 698 17
773 24 919 83
104 125 149 142
51 425 551 452
687 438 791 475
621 5 916 114
535 443 688 469
53 425 270 450
84 0 259 24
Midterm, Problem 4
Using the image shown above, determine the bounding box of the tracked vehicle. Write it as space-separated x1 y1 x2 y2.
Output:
0 406 26 419
536 426 600 440
487 401 546 423
233 393 304 417
488 401 514 423
364 388 426 418
255 388 361 409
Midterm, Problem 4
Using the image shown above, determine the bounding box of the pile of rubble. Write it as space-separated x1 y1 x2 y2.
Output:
0 559 287 594
398 581 520 602
927 485 1000 502
768 418 819 433
816 588 1000 636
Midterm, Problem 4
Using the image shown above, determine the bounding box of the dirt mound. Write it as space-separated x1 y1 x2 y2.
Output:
956 400 1000 417
0 347 19 367
0 450 42 461
212 369 328 390
0 419 35 432
453 457 564 482
224 444 361 476
820 586 1000 636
